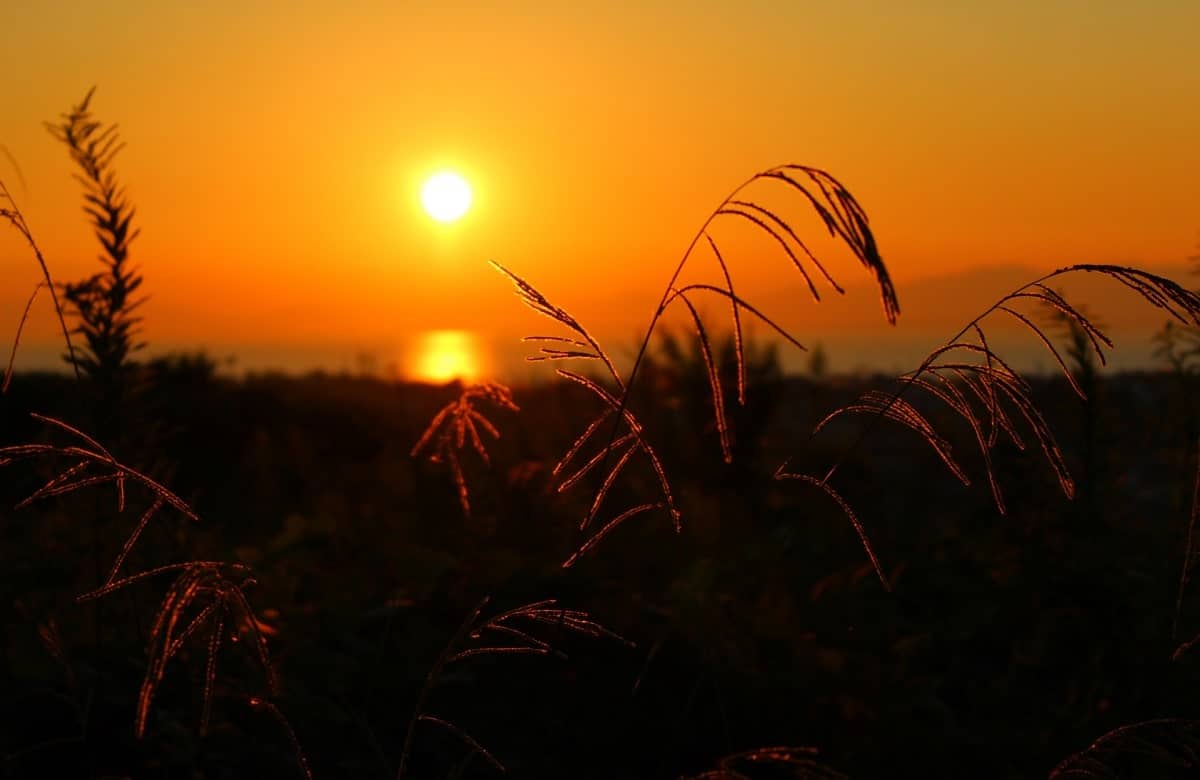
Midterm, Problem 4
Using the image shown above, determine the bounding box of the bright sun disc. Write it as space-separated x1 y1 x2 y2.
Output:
421 171 472 223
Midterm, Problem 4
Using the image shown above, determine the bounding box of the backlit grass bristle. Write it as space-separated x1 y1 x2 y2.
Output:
684 744 847 779
74 561 277 738
411 382 520 517
497 162 896 569
1 413 200 582
1049 718 1200 778
398 596 626 778
773 468 890 591
248 697 314 780
491 260 624 389
0 179 81 380
3 281 45 394
806 263 1200 580
555 369 679 559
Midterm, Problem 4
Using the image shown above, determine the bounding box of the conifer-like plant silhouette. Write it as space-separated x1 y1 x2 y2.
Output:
494 163 898 567
397 597 628 778
801 265 1200 587
45 87 146 393
411 382 519 516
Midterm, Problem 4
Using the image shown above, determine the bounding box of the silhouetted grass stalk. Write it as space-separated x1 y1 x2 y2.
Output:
0 181 82 383
411 383 519 517
1172 436 1200 658
397 597 627 778
804 265 1200 586
495 163 896 566
3 281 44 393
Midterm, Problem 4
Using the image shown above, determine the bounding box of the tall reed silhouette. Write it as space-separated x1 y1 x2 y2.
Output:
45 87 146 426
494 164 898 567
800 265 1200 587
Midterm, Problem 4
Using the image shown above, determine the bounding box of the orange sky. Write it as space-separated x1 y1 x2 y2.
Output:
2 2 1198 377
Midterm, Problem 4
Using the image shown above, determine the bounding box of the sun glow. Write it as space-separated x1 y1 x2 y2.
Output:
420 171 473 223
411 330 485 383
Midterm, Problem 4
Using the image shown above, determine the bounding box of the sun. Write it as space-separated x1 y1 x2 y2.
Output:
420 171 473 223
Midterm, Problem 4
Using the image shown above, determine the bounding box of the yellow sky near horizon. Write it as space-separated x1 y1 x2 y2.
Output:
2 1 1198 375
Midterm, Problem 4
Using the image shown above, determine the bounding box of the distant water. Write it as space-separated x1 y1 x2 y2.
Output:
9 328 1170 384
407 330 488 383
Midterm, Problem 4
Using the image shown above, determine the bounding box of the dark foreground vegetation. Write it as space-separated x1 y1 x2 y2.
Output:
6 89 1200 779
1 356 1199 779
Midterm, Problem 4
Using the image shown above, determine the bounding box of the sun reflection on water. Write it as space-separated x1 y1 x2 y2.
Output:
410 330 487 384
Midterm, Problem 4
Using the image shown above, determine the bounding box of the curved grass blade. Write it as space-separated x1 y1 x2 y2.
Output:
773 469 888 590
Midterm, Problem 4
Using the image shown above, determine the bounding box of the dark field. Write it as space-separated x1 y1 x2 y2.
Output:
3 351 1199 779
7 95 1200 777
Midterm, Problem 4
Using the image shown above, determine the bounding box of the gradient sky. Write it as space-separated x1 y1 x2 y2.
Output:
2 1 1197 377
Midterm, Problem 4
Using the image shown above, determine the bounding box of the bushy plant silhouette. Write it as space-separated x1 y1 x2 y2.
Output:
45 87 146 428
